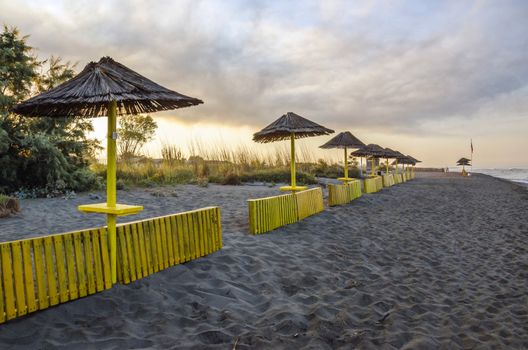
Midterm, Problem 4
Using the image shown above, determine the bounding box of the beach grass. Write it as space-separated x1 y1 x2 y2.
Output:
92 141 359 187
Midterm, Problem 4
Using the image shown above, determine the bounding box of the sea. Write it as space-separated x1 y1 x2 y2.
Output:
471 168 528 186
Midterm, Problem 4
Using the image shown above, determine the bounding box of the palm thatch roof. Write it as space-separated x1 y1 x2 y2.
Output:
13 56 203 117
457 157 471 166
398 156 414 165
406 155 421 164
319 131 365 149
350 143 386 158
382 147 401 159
253 112 334 143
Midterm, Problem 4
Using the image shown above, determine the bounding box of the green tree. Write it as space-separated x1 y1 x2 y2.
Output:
117 114 157 159
0 26 100 195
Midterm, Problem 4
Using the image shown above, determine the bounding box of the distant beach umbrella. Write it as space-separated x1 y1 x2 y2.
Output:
382 147 400 173
350 144 386 176
13 56 203 283
456 157 471 175
387 149 407 175
253 112 334 191
319 131 365 181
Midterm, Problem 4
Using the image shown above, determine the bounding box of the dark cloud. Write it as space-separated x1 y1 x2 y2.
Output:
3 0 528 136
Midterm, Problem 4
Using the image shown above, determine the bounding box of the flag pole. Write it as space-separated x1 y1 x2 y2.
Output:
471 138 473 174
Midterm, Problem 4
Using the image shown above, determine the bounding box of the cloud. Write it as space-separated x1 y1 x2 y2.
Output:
2 0 528 138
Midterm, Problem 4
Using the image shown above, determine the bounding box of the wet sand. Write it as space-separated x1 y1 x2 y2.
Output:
0 172 527 349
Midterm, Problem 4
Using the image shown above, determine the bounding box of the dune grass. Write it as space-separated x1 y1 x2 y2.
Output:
92 141 360 188
0 194 20 218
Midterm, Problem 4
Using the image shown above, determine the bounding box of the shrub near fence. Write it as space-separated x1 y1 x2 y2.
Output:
0 206 222 324
328 180 362 206
248 187 324 234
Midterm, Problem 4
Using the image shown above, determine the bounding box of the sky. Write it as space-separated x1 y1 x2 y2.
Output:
2 0 528 168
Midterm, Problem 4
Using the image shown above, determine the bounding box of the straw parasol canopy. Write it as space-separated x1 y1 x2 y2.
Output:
13 56 203 117
406 155 421 165
253 112 334 143
319 131 364 149
350 144 386 158
382 147 401 159
13 56 203 284
253 112 333 191
457 157 471 166
319 131 364 181
350 144 387 177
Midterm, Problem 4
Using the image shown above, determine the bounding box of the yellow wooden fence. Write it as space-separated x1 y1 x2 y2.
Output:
0 228 112 324
0 206 222 324
393 174 403 184
328 180 362 207
248 187 324 234
382 174 394 188
363 176 383 193
116 207 222 284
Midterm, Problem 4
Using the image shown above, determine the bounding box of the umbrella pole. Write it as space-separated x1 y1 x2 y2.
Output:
290 132 296 189
107 100 117 284
371 158 375 176
360 158 363 177
395 159 399 175
386 158 389 174
344 147 348 179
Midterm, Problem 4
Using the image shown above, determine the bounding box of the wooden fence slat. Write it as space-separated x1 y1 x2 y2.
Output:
124 225 136 282
141 222 154 276
180 214 190 262
11 242 27 316
158 219 169 269
63 235 78 301
43 237 59 306
117 227 130 285
33 239 48 310
148 220 160 273
164 217 175 266
137 223 148 277
53 236 69 303
130 224 142 280
0 247 4 323
23 240 38 313
82 231 95 295
1 244 16 320
170 216 181 264
92 229 105 291
73 232 87 298
99 229 112 289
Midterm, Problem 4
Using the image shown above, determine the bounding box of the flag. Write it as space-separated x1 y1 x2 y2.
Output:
471 139 473 154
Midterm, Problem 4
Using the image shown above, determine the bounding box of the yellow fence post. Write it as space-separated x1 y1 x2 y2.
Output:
290 132 296 189
107 100 118 284
344 147 348 179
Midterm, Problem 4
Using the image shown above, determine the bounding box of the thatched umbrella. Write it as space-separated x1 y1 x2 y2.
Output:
13 56 203 283
382 147 400 174
405 155 420 175
253 112 334 191
350 144 385 177
319 131 365 180
390 149 407 175
456 157 471 174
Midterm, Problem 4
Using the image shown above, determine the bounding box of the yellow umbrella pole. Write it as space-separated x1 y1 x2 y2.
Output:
385 158 389 174
290 132 296 189
344 147 348 179
395 159 399 175
371 157 375 176
107 100 118 284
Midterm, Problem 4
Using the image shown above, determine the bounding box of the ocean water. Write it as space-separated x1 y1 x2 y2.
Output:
472 168 528 186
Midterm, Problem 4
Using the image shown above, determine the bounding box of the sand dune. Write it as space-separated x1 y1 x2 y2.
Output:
0 173 527 349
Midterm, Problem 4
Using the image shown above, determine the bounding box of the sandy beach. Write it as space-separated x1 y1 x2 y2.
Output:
0 172 527 349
